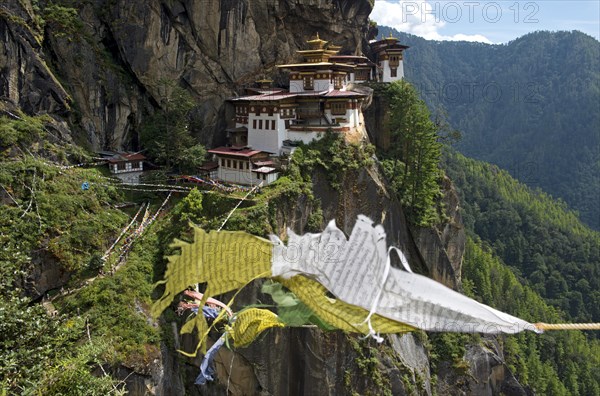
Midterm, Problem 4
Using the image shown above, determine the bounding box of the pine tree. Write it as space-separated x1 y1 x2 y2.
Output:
382 80 442 225
140 79 205 172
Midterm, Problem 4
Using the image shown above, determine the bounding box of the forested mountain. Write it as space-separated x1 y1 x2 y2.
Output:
377 26 600 230
443 149 600 324
461 237 600 395
441 149 600 394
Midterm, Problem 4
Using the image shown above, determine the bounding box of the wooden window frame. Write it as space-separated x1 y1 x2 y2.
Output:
303 76 314 90
331 102 346 116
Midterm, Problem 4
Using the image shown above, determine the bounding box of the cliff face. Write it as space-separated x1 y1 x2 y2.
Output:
1 0 372 150
0 2 70 116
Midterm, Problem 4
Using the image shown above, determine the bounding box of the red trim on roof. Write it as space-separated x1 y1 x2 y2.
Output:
107 152 146 163
208 146 268 157
233 93 298 101
199 162 219 171
323 90 366 98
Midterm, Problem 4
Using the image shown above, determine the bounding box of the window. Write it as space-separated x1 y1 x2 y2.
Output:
271 120 276 130
391 68 397 78
227 159 231 168
303 76 314 90
334 76 344 89
253 119 257 129
233 160 237 169
356 69 369 81
220 158 225 166
331 102 346 115
281 108 293 118
117 162 126 170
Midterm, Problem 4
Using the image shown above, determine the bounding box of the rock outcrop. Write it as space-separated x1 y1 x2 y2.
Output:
0 2 70 116
437 338 529 396
411 175 465 289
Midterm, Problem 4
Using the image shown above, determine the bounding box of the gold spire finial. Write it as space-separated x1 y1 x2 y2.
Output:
316 32 320 40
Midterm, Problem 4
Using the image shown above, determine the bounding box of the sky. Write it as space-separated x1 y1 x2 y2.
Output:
371 0 600 44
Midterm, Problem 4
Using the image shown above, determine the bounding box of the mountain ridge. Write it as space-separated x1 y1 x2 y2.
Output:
377 26 600 230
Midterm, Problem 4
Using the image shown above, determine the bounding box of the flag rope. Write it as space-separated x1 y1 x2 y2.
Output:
535 322 600 331
217 182 263 231
101 203 146 261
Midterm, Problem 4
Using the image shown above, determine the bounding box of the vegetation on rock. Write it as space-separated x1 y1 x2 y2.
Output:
139 81 206 173
0 114 129 394
377 81 443 226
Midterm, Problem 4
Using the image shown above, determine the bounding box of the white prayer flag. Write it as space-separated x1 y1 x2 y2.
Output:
271 215 539 334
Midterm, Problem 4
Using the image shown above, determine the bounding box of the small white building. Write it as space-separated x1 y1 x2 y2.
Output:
207 147 278 186
252 166 279 185
369 35 409 83
106 152 145 184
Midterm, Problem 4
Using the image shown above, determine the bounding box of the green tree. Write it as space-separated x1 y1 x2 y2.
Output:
179 144 207 174
381 80 442 225
140 80 205 172
172 188 204 224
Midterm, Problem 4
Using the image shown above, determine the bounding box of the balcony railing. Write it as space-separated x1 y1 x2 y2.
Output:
295 109 323 119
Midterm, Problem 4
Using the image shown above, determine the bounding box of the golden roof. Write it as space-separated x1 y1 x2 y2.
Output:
276 61 355 70
307 33 328 49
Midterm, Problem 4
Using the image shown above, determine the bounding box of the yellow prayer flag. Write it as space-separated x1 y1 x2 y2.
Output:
226 308 285 348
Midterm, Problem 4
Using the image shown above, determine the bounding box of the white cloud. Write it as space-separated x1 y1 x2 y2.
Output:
445 33 493 43
371 0 493 44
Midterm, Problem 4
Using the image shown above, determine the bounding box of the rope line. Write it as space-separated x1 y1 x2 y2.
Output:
535 323 600 331
110 193 172 272
178 175 257 193
149 191 173 223
91 183 194 194
120 182 191 190
218 182 263 231
101 203 146 261
59 161 107 170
